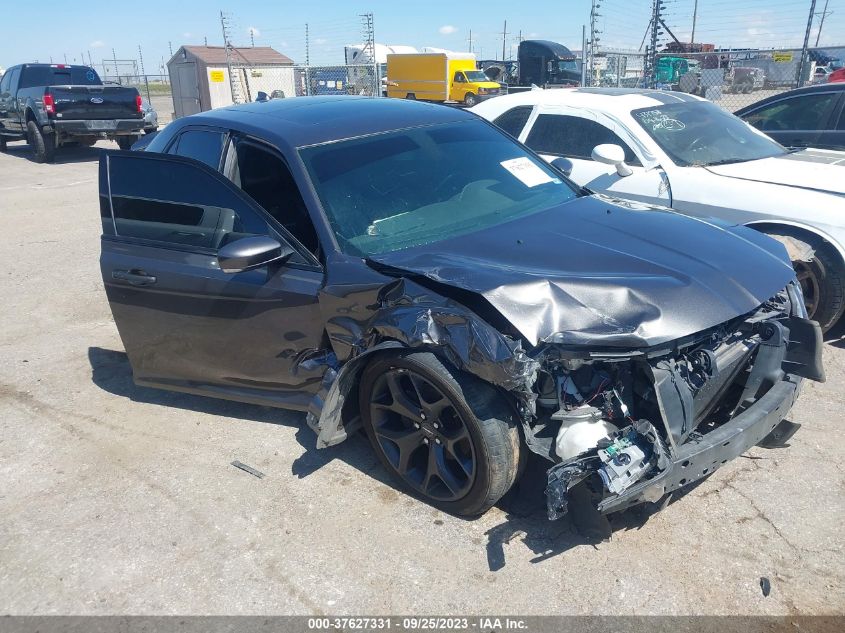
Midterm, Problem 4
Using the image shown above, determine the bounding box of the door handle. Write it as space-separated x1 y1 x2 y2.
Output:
112 269 157 286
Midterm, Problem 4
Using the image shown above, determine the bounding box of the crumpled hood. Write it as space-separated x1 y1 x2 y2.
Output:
369 195 796 349
705 153 845 195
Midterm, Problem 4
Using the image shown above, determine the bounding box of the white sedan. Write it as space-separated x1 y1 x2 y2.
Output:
472 88 845 331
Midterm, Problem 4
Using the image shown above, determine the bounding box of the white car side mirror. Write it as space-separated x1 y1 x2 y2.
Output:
592 143 634 177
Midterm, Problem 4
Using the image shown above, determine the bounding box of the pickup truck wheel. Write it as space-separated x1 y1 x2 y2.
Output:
26 120 55 163
463 93 478 107
360 352 521 517
116 136 137 150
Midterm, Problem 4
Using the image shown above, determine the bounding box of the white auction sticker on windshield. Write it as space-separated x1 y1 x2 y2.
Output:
500 157 555 187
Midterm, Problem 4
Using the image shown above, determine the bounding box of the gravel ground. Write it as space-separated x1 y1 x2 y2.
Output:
0 139 843 616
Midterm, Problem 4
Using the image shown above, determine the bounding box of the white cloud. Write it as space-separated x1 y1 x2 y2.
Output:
248 26 261 38
182 32 192 39
315 38 328 45
90 40 105 48
439 25 457 35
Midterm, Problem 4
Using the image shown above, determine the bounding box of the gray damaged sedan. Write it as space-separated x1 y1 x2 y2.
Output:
98 97 824 521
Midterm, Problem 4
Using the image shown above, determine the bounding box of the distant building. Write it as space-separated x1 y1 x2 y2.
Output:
167 45 295 118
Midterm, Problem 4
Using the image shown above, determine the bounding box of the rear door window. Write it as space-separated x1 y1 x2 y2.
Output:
170 129 225 170
525 114 641 165
492 106 533 138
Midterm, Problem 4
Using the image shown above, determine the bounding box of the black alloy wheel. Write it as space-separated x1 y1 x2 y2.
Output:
360 352 520 516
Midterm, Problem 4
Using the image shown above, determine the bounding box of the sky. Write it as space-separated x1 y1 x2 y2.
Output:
1 0 842 73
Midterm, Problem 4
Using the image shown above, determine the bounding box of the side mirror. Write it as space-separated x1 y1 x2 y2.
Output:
550 156 574 177
217 235 293 273
591 143 633 177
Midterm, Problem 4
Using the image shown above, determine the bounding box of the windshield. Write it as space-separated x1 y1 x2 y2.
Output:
300 120 579 257
631 102 786 167
464 70 489 82
557 60 579 72
20 65 102 88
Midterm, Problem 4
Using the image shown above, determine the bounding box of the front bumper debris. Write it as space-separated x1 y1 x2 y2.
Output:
544 313 823 520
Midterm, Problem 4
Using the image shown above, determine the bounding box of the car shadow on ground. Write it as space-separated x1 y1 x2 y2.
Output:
3 141 108 164
824 318 845 348
87 346 392 483
482 452 706 571
86 345 728 570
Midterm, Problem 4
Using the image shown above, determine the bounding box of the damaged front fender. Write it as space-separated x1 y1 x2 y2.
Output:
304 275 539 448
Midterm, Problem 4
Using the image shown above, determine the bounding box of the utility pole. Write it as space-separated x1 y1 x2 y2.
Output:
798 0 818 87
815 0 832 47
467 29 473 53
501 20 508 61
250 29 255 47
691 0 698 45
305 23 311 96
87 50 93 66
588 0 602 86
204 36 208 46
360 12 376 96
644 0 662 88
221 11 242 103
168 41 173 56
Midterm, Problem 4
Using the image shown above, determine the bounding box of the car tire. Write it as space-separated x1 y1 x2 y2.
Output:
464 93 477 107
359 352 521 517
0 135 7 152
116 136 137 150
405 93 416 100
27 120 55 163
145 127 158 134
769 232 845 331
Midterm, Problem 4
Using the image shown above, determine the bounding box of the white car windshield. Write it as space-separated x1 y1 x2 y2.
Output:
631 101 787 167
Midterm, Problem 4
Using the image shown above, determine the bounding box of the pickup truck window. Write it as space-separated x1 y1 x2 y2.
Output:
0 70 11 93
19 66 102 89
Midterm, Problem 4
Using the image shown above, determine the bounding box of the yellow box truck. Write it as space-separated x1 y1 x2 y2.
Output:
386 53 502 106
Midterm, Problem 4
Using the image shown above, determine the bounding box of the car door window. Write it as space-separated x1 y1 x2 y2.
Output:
169 129 225 169
525 114 641 165
230 139 320 258
837 107 845 131
106 153 270 251
454 73 466 83
744 93 839 131
0 71 10 94
492 106 533 138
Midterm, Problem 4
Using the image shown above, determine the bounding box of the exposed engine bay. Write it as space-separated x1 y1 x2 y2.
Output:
521 287 825 520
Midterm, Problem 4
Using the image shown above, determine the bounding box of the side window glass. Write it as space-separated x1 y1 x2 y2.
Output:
492 106 533 138
525 114 641 165
744 94 838 131
107 154 270 251
8 68 21 92
454 73 465 83
838 107 845 131
0 71 9 93
234 140 320 258
172 130 225 169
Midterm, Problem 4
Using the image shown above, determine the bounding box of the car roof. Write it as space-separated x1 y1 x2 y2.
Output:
473 87 706 116
734 82 845 115
185 96 474 148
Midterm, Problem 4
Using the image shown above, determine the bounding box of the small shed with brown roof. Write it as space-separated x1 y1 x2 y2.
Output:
167 45 296 118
